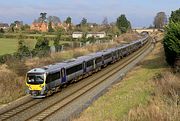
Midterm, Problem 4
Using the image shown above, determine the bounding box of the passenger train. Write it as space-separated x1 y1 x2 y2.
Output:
26 35 149 98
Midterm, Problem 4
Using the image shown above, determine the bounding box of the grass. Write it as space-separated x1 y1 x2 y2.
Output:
0 38 37 55
0 64 25 104
0 38 71 55
4 33 69 38
74 40 173 121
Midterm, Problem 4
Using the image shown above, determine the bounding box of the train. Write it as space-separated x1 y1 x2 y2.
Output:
26 35 149 98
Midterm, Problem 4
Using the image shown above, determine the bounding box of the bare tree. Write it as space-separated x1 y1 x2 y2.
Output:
154 12 167 29
47 16 61 24
102 17 108 25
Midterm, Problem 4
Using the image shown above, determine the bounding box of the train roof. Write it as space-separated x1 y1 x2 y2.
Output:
76 55 93 61
27 68 46 73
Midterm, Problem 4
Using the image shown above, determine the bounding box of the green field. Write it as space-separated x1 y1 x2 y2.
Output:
0 38 36 55
3 33 70 39
0 38 71 55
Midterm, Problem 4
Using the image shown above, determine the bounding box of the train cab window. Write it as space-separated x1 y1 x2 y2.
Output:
27 74 44 84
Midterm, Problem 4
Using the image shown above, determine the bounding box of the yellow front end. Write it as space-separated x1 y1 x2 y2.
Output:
26 83 45 91
25 73 46 97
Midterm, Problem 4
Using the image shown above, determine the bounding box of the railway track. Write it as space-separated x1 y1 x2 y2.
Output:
0 38 152 121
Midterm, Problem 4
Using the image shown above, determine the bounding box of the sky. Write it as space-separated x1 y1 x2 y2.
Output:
0 0 180 27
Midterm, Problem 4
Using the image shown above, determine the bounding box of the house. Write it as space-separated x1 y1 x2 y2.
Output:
30 22 48 32
86 32 106 38
72 32 83 38
72 32 106 39
57 22 70 31
30 22 70 32
14 21 23 29
0 23 9 29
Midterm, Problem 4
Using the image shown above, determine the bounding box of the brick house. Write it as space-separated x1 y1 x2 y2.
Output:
30 22 70 32
30 22 48 32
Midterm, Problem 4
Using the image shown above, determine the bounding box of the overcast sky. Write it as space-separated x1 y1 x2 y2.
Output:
0 0 180 27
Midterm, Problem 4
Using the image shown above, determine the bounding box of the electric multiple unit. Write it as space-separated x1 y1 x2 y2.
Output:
26 36 149 98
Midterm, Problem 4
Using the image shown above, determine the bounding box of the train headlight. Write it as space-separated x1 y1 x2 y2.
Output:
39 85 44 88
29 86 32 89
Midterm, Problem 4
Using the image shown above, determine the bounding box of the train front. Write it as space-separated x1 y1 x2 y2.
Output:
26 68 47 98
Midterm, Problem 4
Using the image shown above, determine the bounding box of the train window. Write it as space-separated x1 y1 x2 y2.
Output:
87 60 93 67
113 52 116 56
104 54 111 59
46 72 60 83
66 64 83 75
96 57 102 63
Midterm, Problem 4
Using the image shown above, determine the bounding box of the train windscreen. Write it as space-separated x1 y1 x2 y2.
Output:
27 73 44 84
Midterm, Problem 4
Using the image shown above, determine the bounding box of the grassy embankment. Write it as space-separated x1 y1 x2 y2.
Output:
0 38 71 55
74 36 180 121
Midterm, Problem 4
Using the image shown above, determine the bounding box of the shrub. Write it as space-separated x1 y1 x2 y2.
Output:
33 36 50 57
0 54 14 64
163 21 180 66
16 39 32 59
0 33 4 38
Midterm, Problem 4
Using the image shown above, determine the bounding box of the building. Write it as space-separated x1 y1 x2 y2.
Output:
0 23 9 30
30 22 70 32
72 32 106 39
14 21 23 29
72 32 83 38
86 32 106 38
30 22 48 32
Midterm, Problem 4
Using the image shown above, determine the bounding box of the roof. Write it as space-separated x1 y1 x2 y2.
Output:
76 55 93 61
87 32 106 34
27 68 46 73
0 23 9 27
73 32 83 34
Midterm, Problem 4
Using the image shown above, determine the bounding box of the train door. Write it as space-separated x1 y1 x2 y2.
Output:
111 52 114 60
61 68 66 84
102 55 105 65
93 59 96 69
83 61 86 73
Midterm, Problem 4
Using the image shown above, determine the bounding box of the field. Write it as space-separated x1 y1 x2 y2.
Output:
3 33 69 38
0 38 71 55
0 38 36 55
74 38 180 120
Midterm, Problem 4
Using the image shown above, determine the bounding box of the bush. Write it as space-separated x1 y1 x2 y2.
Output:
0 54 14 64
163 22 180 66
0 33 4 38
16 39 32 59
33 36 50 57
